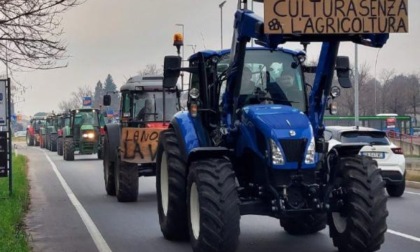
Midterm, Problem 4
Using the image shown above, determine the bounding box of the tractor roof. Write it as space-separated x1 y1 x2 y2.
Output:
120 75 164 92
188 47 304 61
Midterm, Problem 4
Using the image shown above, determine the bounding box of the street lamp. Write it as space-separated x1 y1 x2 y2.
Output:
219 1 227 49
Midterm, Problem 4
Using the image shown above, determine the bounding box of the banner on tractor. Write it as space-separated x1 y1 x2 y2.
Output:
264 0 408 34
120 128 165 164
0 80 6 126
0 132 7 177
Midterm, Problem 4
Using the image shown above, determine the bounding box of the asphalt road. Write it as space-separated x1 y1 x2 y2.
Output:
16 144 420 252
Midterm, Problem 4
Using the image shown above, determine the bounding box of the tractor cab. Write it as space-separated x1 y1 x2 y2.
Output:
105 75 179 128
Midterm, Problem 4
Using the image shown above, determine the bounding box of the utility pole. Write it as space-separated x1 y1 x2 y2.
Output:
219 1 227 49
355 44 360 128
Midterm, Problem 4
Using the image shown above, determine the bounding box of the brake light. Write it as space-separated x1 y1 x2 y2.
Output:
100 127 105 136
391 147 403 154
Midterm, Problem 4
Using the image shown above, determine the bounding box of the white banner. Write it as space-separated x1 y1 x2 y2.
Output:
0 80 6 126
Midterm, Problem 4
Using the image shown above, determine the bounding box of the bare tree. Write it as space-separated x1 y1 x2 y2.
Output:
0 0 83 71
58 85 92 111
138 64 162 76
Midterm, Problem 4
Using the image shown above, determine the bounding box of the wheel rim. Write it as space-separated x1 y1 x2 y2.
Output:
332 212 347 233
190 182 200 239
160 151 169 216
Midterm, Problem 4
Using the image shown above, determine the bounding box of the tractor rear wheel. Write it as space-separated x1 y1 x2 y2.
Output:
63 138 75 161
57 138 63 156
187 158 240 252
156 129 189 240
26 133 34 146
50 137 57 152
328 156 387 252
103 135 116 196
115 157 138 202
280 213 326 235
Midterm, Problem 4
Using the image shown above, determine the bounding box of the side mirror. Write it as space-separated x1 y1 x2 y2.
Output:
336 56 352 88
103 95 111 106
163 56 181 89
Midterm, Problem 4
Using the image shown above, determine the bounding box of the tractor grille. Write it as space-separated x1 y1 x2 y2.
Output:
279 139 307 162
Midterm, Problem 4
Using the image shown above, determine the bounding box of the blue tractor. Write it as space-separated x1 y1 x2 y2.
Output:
156 1 407 251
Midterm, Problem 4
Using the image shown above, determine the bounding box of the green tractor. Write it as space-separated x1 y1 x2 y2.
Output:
57 112 72 156
39 113 54 149
45 113 59 152
62 108 105 161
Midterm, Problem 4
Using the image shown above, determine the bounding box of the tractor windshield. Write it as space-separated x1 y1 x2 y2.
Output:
74 111 99 127
125 91 178 122
239 50 306 112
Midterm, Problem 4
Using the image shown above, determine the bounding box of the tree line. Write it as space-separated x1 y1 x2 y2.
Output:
57 64 163 115
332 64 420 121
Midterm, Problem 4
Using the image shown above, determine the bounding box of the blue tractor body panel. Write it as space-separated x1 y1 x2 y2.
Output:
171 111 210 158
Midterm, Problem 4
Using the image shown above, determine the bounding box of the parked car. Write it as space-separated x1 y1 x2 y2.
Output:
325 126 406 197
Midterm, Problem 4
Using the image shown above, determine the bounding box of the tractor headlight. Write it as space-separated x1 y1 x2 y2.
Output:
305 137 315 164
82 132 95 139
271 139 284 165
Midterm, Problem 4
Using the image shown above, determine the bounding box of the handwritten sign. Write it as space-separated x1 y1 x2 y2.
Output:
264 0 408 34
120 128 165 164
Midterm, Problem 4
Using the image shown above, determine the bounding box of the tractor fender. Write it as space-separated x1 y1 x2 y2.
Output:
188 147 232 164
169 112 209 163
104 123 120 162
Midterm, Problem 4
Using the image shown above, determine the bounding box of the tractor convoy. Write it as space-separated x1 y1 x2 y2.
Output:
23 1 408 252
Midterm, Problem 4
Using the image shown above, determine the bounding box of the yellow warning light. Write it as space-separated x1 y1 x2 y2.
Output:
173 33 184 46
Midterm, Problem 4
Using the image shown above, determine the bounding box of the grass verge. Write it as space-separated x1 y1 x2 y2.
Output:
0 154 30 252
407 169 420 182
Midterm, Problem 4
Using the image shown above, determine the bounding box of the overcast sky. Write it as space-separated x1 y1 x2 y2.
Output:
7 0 420 116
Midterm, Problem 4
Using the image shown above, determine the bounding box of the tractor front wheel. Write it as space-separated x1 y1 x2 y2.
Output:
115 157 138 202
156 129 189 240
63 138 75 161
187 158 240 252
328 156 388 252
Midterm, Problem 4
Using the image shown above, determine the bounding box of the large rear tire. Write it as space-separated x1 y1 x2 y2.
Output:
26 133 34 146
328 156 388 252
115 157 138 202
103 135 116 196
280 213 326 235
156 129 189 240
187 158 240 252
57 138 63 156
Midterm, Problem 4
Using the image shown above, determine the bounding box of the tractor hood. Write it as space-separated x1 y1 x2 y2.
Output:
242 105 313 139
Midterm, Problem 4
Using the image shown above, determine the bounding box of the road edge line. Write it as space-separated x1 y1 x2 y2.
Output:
388 229 420 243
44 151 112 252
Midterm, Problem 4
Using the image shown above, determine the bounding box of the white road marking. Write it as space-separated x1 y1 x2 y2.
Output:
44 151 112 252
388 229 420 243
405 191 420 196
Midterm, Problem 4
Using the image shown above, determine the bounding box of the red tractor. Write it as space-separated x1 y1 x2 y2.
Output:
26 112 48 146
